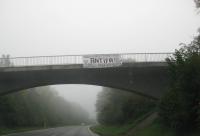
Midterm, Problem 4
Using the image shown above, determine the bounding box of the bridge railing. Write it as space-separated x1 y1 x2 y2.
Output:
0 53 173 67
121 53 172 63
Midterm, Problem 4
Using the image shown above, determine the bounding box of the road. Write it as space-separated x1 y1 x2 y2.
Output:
3 126 99 136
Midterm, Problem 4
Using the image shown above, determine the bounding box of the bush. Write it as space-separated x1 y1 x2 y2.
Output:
159 33 200 131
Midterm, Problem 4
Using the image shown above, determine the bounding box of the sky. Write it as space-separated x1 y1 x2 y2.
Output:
0 0 200 118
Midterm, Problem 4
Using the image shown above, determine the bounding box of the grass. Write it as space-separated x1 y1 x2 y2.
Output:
91 115 200 136
91 111 154 136
91 124 134 136
0 127 43 135
134 120 200 136
133 120 176 136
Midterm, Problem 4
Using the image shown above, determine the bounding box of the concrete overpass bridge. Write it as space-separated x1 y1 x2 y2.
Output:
0 53 172 99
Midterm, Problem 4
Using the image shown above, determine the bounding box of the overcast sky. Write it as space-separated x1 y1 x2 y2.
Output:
0 0 200 119
0 0 200 57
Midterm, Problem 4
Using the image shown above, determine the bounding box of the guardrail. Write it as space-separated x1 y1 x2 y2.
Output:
0 53 173 67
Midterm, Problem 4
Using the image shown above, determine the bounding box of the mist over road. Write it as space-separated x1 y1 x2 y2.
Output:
3 126 98 136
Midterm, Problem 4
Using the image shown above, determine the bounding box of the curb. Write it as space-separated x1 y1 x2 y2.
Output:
88 126 99 136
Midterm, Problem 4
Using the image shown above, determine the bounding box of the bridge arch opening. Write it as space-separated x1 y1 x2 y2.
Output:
0 83 157 129
1 82 159 100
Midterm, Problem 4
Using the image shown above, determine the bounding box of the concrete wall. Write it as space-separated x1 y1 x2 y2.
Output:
0 62 170 99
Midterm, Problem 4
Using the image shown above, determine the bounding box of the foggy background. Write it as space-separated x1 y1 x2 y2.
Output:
52 85 101 119
0 0 200 119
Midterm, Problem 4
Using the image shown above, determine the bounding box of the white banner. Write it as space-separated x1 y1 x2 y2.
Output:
83 54 122 68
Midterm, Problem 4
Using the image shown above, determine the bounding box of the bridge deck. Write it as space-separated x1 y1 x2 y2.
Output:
0 53 171 98
0 62 168 72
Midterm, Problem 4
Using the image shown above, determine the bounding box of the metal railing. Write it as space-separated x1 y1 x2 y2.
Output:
0 53 173 67
121 53 172 63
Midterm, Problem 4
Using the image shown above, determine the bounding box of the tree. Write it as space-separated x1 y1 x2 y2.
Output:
0 86 91 128
96 87 155 125
0 54 12 67
159 32 200 131
194 0 200 8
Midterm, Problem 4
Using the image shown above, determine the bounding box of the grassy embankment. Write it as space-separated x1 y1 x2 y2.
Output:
0 127 43 135
91 112 154 136
91 115 200 136
133 120 200 136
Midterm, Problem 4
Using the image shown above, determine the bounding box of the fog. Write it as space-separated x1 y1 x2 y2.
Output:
51 84 101 119
0 0 200 119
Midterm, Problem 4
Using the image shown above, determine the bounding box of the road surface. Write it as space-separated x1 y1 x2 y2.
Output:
3 126 99 136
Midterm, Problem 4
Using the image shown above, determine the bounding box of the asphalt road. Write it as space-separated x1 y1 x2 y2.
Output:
3 126 99 136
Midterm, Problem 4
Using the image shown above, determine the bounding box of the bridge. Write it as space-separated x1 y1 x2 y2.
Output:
0 53 173 99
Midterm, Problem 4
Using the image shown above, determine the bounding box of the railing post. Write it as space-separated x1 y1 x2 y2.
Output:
145 53 147 62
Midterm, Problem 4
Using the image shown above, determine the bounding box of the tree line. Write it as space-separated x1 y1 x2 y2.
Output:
96 87 156 125
0 86 90 128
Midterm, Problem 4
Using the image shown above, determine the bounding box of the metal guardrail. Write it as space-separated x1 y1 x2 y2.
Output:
0 53 173 67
